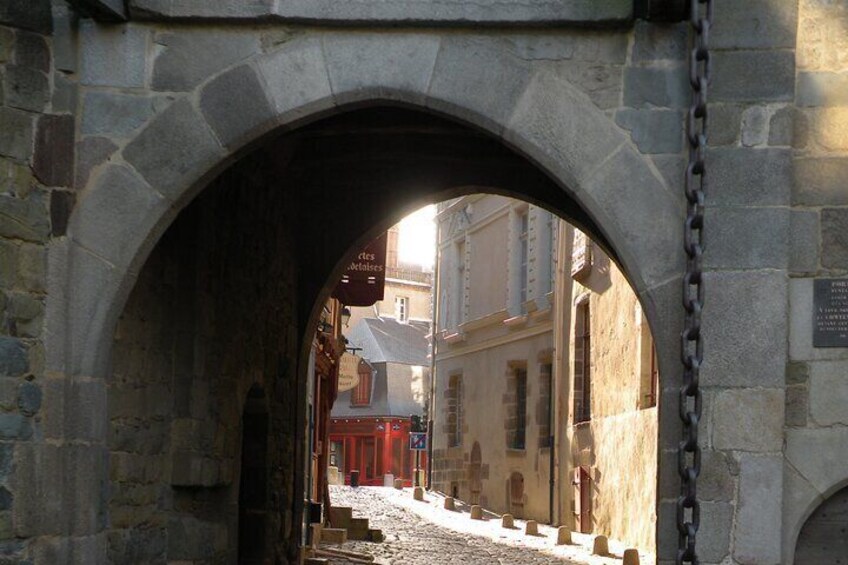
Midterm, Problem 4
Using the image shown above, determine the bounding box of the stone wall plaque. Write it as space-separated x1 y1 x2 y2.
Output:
813 279 848 348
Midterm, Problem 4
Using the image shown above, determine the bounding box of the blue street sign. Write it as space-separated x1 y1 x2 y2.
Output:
409 432 427 451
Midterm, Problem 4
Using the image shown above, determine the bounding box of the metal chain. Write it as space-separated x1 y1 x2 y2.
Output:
678 0 712 563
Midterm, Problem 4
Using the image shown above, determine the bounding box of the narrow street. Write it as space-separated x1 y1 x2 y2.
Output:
320 486 645 565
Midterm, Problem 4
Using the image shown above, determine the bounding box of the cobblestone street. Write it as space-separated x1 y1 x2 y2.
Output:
320 487 646 565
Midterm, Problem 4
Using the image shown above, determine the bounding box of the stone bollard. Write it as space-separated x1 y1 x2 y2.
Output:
592 535 609 556
623 549 640 565
556 526 572 545
394 478 403 490
413 486 424 501
444 497 456 510
470 505 483 520
501 514 514 528
524 520 539 536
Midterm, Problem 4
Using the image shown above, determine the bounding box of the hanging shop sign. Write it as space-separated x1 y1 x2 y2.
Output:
571 229 592 280
337 352 363 392
332 233 388 307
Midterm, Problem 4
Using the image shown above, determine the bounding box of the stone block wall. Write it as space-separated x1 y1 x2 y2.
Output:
108 155 300 563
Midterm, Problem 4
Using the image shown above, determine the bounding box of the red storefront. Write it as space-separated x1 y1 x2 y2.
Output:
329 416 426 487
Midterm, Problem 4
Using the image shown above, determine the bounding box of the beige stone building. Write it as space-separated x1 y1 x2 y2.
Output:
557 226 659 552
432 197 658 553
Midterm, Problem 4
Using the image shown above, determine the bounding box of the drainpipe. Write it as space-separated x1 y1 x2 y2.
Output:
426 216 441 490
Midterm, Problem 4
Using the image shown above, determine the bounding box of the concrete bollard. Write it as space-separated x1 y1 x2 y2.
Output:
623 549 640 565
470 505 483 520
556 526 572 545
393 478 403 490
413 486 424 501
524 520 539 536
444 497 456 510
501 514 514 528
592 535 609 556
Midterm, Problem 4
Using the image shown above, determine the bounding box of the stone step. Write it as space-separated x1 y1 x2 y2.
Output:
368 528 384 543
329 506 353 527
305 559 329 565
320 528 348 545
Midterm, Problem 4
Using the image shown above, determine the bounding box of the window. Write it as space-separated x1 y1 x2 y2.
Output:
351 365 372 406
573 301 591 423
395 295 409 323
454 240 466 327
508 367 527 450
447 374 463 447
518 210 529 311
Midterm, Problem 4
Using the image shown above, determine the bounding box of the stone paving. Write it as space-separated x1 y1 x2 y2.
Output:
319 486 644 565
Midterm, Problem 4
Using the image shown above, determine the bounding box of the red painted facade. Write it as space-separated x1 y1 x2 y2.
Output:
329 417 427 487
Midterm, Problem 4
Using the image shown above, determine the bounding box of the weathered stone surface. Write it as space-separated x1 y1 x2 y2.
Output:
821 208 848 269
782 462 822 564
768 106 793 146
0 337 27 376
786 427 848 497
797 72 848 107
623 66 688 109
80 21 147 87
0 0 52 34
166 516 225 560
785 384 808 428
712 50 795 102
17 381 41 416
7 291 43 337
52 72 79 114
69 164 167 269
429 36 530 135
734 455 783 565
199 64 276 150
75 136 118 190
255 36 333 124
808 360 848 427
789 210 819 274
703 207 789 270
2 64 48 112
794 157 848 206
52 2 77 73
741 106 769 147
81 91 156 137
614 109 682 154
583 145 682 290
0 191 50 242
709 103 743 146
33 114 75 187
0 28 13 63
631 20 686 62
505 70 623 193
0 413 31 440
50 190 75 237
151 29 259 92
131 0 633 23
14 30 49 72
324 33 440 106
709 148 792 206
812 106 848 151
123 99 225 201
548 60 624 110
713 389 784 452
712 0 797 49
702 271 787 387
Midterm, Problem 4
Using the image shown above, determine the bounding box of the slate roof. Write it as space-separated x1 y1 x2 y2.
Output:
344 317 430 366
331 317 430 419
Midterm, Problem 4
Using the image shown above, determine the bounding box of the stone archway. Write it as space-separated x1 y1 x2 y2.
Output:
794 484 848 563
47 31 685 562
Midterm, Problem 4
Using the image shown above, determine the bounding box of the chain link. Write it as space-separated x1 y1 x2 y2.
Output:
678 0 712 563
